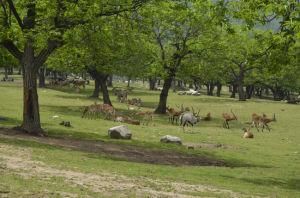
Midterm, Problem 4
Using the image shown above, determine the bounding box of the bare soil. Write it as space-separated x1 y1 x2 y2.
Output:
0 127 226 167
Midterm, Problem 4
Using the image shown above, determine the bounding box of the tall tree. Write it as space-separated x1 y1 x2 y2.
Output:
0 0 148 135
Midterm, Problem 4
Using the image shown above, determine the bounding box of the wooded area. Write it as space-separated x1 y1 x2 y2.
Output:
0 0 299 136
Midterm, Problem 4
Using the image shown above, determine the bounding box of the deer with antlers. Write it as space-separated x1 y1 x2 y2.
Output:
222 110 237 129
180 107 200 128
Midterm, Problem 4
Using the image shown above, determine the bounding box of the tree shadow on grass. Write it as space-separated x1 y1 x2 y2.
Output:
41 105 83 117
0 127 275 168
221 175 300 192
0 116 21 127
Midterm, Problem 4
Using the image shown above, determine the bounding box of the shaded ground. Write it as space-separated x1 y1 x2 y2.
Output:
0 143 255 198
0 127 226 167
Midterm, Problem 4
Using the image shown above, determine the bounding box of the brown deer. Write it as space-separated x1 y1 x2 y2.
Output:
222 110 237 129
259 113 276 132
135 111 153 125
251 113 262 131
166 104 184 124
82 103 115 120
242 128 254 138
203 112 211 121
114 114 140 125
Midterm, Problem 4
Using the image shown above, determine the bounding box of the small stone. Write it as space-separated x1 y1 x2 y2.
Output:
160 135 182 145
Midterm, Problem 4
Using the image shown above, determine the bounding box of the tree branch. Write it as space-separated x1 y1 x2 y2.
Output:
34 40 62 68
0 39 23 60
6 0 24 29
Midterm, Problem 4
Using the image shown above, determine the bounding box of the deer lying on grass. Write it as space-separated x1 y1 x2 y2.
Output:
242 128 254 138
114 114 140 125
259 113 276 132
222 110 237 129
127 98 142 110
135 111 153 125
203 112 211 121
166 104 184 124
180 107 200 129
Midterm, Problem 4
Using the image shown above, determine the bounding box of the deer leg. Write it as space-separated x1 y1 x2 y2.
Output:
226 121 229 129
265 123 270 132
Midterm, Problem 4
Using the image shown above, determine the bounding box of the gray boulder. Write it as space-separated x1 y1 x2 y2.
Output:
108 125 132 140
160 135 182 145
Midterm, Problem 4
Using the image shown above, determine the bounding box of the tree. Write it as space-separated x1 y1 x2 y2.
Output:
140 0 215 113
0 0 149 135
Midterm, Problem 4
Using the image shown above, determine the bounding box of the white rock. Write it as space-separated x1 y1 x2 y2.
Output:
160 135 182 145
108 125 132 140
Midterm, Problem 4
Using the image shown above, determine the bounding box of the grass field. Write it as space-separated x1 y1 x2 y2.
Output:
0 76 299 197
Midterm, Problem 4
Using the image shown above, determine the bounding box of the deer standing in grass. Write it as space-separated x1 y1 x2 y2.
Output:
251 113 262 131
135 111 153 125
166 104 184 124
259 113 276 132
222 110 237 129
180 107 200 129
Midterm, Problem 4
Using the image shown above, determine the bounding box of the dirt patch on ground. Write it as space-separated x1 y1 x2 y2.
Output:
0 144 254 198
0 127 226 167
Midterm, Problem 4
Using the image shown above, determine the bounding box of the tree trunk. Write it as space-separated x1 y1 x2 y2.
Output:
246 85 254 99
230 84 237 98
107 75 113 87
38 67 46 88
127 77 131 87
216 82 222 97
4 67 8 79
99 74 112 106
154 76 173 114
91 78 101 98
237 82 246 101
20 41 43 135
149 77 156 90
208 82 215 96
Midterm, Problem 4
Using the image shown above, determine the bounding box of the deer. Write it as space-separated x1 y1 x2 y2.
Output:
251 113 262 131
242 128 254 138
82 103 115 120
135 111 153 125
202 112 211 121
222 110 237 129
180 107 200 129
166 104 184 124
114 114 140 125
127 98 142 110
259 113 276 132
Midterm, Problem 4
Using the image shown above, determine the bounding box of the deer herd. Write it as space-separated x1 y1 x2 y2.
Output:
80 90 276 138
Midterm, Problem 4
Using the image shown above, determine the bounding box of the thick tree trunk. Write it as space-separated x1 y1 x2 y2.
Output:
99 74 112 106
20 41 43 135
91 78 101 98
237 82 246 101
39 67 46 88
154 76 173 114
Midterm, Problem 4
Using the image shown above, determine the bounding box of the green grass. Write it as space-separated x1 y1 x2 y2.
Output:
0 76 300 197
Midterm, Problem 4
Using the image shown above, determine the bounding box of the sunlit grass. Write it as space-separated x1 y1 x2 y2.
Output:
0 77 299 197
